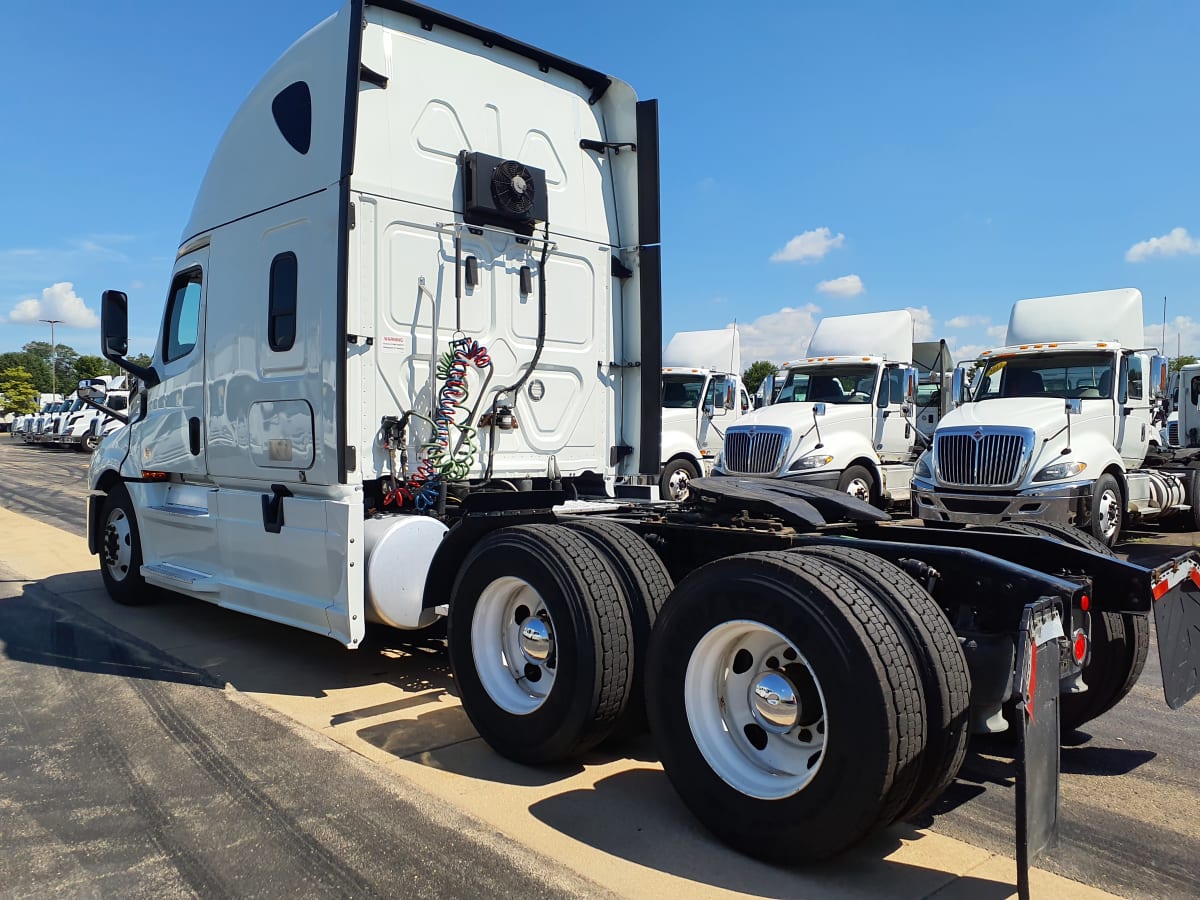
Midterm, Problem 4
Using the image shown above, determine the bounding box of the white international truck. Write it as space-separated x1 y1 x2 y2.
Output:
659 326 750 499
62 376 129 451
714 309 952 510
910 288 1200 547
82 0 1200 872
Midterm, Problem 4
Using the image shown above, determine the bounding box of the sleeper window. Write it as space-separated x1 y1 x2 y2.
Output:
269 252 298 351
163 269 202 363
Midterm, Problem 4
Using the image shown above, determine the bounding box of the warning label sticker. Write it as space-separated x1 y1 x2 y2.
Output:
380 335 407 354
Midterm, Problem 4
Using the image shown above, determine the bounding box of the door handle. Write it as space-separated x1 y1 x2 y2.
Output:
188 417 201 455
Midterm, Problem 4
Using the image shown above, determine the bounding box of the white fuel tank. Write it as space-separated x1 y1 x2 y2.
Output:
362 514 448 629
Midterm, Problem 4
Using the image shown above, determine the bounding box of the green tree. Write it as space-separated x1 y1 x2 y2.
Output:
129 352 153 369
22 340 79 391
74 355 117 381
1170 355 1198 372
0 351 52 393
743 360 778 394
0 367 39 415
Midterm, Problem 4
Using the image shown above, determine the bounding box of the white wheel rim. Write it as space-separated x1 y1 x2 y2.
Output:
1097 488 1120 539
684 620 827 800
668 468 691 500
470 576 557 715
102 507 133 582
845 477 871 502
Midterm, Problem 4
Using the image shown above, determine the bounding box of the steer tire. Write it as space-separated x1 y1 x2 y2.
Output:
1086 472 1124 547
790 546 970 821
659 458 700 502
977 520 1115 558
98 483 152 606
447 524 633 765
561 518 673 737
837 465 876 507
645 551 926 863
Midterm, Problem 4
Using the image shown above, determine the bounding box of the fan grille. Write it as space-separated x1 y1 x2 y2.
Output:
491 160 536 215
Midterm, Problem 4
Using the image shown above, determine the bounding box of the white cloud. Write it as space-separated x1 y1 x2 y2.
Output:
1126 227 1200 263
770 227 845 264
733 304 822 362
986 324 1007 342
952 343 988 361
6 282 100 329
1145 316 1200 356
906 306 935 341
816 274 864 298
945 314 989 329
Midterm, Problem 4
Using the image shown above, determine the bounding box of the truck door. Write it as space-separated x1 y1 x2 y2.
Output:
134 248 208 476
875 365 913 462
1116 353 1150 465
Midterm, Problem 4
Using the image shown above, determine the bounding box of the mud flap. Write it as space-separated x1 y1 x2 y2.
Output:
1150 554 1200 709
1014 599 1062 900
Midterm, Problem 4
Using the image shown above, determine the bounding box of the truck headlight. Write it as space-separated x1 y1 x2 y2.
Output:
1032 460 1087 482
915 451 932 480
789 453 834 471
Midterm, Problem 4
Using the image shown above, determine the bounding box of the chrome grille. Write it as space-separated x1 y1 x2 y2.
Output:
1169 421 1180 446
723 427 790 475
935 428 1033 488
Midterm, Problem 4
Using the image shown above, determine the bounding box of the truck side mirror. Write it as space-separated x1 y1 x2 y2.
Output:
1064 398 1082 415
77 379 106 401
101 290 129 359
813 402 827 417
951 367 968 407
906 368 918 402
876 374 891 408
1151 355 1168 398
762 374 775 406
725 383 735 410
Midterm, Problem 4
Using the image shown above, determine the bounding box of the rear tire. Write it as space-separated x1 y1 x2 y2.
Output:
645 551 925 863
790 546 970 820
560 518 673 736
447 524 633 764
98 483 152 606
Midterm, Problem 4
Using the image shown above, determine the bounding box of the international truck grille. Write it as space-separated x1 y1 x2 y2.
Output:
935 428 1034 489
1169 421 1179 446
723 427 790 475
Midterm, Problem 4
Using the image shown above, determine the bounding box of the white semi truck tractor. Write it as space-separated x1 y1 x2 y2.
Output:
659 326 750 499
714 309 952 510
83 1 1200 871
910 288 1200 547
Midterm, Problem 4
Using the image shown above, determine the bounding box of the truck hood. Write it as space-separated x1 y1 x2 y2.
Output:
938 397 1106 434
731 402 871 431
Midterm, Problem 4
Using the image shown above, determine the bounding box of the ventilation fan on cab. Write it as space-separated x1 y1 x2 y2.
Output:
460 151 548 234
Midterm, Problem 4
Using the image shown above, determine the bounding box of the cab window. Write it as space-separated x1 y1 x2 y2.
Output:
163 269 203 363
1128 356 1144 400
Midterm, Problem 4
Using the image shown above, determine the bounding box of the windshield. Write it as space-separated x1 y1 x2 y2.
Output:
970 352 1116 401
662 374 707 409
776 365 877 404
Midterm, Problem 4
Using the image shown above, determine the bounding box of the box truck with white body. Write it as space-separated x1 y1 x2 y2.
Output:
714 309 951 509
83 1 1200 870
659 326 750 499
912 289 1200 547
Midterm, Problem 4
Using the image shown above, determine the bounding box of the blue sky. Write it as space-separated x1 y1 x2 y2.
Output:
2 1 1199 365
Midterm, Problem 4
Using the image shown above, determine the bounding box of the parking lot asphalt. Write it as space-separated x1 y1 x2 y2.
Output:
5 437 1198 897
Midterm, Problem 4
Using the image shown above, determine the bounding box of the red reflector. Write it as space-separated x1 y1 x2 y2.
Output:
1080 594 1090 611
1153 578 1172 601
1074 633 1087 663
1190 569 1200 591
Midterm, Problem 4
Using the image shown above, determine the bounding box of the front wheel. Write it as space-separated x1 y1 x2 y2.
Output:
659 458 699 501
1087 473 1123 547
837 465 876 507
81 433 100 452
98 483 151 605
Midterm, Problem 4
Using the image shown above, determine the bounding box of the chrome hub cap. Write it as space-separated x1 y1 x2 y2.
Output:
845 478 871 502
471 576 558 715
102 507 132 582
684 620 827 799
668 469 691 501
1097 488 1120 539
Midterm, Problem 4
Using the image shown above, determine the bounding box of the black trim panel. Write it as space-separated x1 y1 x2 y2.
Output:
368 1 612 103
635 100 661 246
638 244 662 476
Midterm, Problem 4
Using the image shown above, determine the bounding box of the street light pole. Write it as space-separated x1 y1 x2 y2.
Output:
39 318 63 397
